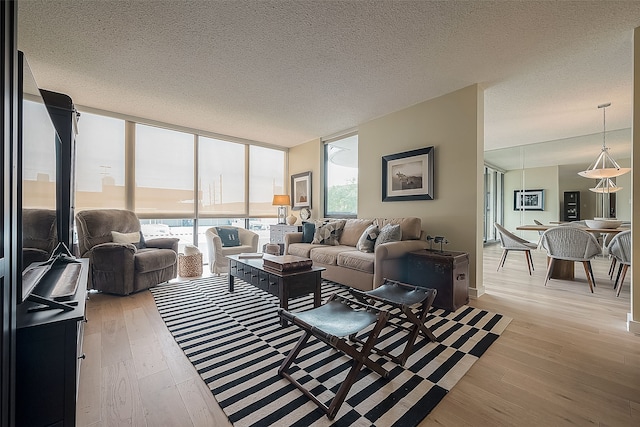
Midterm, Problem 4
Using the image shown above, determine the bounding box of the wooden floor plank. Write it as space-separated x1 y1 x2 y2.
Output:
101 359 147 426
176 377 233 427
137 369 193 427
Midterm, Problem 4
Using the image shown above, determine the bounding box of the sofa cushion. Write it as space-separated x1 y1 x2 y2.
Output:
135 248 177 273
215 227 241 247
375 224 402 249
340 219 374 247
337 250 375 274
356 224 379 253
374 217 421 240
312 220 346 245
287 243 315 258
309 245 353 266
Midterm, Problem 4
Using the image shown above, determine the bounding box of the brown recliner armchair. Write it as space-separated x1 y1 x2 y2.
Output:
22 208 58 269
75 209 179 295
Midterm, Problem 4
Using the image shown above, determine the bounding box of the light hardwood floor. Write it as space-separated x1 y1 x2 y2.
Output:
76 244 639 426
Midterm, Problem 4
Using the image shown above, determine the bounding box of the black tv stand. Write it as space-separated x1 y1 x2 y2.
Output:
16 258 88 427
27 292 77 312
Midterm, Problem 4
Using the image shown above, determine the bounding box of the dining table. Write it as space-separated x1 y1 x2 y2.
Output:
516 224 628 281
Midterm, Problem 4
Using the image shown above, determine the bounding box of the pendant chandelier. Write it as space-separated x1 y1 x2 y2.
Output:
578 102 631 179
589 178 623 193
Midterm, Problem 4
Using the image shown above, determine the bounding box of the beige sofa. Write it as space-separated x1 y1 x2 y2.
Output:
284 218 428 291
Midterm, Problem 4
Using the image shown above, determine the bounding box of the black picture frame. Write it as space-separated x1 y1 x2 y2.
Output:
513 189 544 211
382 147 434 202
291 171 311 210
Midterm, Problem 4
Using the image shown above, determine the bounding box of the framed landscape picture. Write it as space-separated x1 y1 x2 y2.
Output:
514 189 544 211
382 146 434 201
291 171 311 209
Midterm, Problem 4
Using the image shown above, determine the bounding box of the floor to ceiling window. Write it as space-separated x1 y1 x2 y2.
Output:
324 132 358 218
74 109 287 258
74 112 126 209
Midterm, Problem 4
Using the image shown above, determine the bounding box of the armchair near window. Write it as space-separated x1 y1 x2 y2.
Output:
205 226 259 274
22 208 58 269
76 209 179 295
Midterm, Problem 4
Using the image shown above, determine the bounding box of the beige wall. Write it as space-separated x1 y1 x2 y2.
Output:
614 158 632 221
288 85 484 294
631 27 639 333
504 165 560 242
288 138 322 223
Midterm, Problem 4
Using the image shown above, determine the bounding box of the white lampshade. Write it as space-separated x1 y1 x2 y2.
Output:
578 148 631 178
589 178 623 193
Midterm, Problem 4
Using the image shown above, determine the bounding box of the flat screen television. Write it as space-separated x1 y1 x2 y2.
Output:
17 51 62 303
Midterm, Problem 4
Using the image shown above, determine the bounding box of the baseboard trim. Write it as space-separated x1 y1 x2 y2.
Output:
469 285 485 299
627 313 640 335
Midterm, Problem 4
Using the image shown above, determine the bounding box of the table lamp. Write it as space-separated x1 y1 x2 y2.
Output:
272 195 290 224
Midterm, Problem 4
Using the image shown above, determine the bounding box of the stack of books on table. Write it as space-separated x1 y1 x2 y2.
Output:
263 255 313 272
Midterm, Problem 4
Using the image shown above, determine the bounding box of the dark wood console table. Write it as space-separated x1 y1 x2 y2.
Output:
405 250 469 311
227 255 324 326
16 258 88 427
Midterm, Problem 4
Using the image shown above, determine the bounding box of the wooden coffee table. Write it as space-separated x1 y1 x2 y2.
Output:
227 255 325 326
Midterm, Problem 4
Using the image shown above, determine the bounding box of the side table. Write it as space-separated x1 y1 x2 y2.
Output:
405 249 469 311
269 224 302 254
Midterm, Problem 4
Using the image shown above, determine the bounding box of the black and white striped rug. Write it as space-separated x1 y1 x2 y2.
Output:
150 276 510 426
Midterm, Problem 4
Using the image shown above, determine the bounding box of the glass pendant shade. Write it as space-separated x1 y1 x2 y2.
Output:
589 178 623 193
578 148 630 178
578 102 631 179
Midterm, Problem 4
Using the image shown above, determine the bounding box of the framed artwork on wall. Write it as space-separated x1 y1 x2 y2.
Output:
291 171 311 210
513 189 544 211
382 146 434 201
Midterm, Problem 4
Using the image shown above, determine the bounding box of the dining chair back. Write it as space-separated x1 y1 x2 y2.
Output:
607 230 631 296
540 226 601 292
494 223 538 275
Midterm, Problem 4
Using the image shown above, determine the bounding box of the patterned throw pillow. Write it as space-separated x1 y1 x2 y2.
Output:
311 220 346 245
215 227 241 247
374 224 402 249
356 224 379 253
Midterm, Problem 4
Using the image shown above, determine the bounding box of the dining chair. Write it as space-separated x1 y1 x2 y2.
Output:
494 223 538 275
605 224 631 278
533 219 545 245
539 227 601 292
607 230 631 297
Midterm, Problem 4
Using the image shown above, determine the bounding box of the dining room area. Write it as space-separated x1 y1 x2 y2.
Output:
482 101 635 324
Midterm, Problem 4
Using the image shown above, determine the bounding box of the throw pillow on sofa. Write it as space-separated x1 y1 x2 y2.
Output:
312 220 346 245
356 224 379 252
302 221 316 243
215 227 241 247
375 223 402 249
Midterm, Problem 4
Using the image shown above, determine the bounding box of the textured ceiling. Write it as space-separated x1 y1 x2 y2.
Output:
16 1 640 152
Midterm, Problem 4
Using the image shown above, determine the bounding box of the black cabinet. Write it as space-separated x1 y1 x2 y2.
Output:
405 250 469 311
15 259 88 427
563 191 580 221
